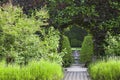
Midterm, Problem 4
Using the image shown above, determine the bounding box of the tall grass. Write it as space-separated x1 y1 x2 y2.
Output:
0 60 63 80
88 58 120 80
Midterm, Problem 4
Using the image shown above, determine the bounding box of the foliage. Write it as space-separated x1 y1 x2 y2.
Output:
0 5 62 65
42 0 120 58
47 0 98 27
47 0 120 57
61 35 73 67
80 34 94 65
104 32 120 56
65 26 87 47
38 27 62 64
1 0 120 65
0 59 63 80
4 0 120 57
88 58 120 80
0 5 44 64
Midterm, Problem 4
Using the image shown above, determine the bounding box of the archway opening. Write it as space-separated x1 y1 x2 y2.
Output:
64 25 88 65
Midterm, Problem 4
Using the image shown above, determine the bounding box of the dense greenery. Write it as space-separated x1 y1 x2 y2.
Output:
47 0 120 56
89 58 120 80
104 32 120 56
0 5 64 80
0 60 63 80
0 5 63 65
0 1 120 79
61 35 73 67
80 34 94 66
0 0 120 57
64 26 87 47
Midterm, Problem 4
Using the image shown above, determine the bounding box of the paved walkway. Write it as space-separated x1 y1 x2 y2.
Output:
63 64 90 80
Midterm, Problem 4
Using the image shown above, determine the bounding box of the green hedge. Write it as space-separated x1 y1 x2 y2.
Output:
0 60 63 80
62 35 73 67
88 58 120 80
80 34 93 66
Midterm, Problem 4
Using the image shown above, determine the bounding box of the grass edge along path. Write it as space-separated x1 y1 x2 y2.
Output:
0 59 63 80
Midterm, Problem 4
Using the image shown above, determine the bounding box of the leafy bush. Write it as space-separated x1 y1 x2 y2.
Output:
0 5 46 64
0 5 62 65
38 27 62 64
104 32 120 56
62 35 73 67
80 34 94 66
88 58 120 80
0 60 63 80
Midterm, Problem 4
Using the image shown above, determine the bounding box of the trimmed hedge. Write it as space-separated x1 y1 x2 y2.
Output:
88 58 120 80
62 35 73 67
80 34 93 66
0 60 63 80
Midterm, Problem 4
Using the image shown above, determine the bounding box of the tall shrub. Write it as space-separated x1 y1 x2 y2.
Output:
0 5 47 64
0 5 62 65
62 35 73 67
80 34 94 66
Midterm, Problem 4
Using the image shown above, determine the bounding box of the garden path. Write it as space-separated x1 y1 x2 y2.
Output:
63 64 90 80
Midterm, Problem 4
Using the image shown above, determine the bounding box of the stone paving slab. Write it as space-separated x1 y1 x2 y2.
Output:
63 71 90 80
63 65 90 80
64 66 87 72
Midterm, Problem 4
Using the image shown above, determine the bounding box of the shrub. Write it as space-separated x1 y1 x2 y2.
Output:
62 35 73 67
104 32 120 56
0 60 63 80
0 5 46 64
0 5 62 65
88 58 120 80
38 27 62 64
80 34 94 66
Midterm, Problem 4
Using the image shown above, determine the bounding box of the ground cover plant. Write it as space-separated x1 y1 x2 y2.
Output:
89 58 120 80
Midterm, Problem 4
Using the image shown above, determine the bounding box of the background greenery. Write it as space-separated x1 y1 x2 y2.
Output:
64 26 87 47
